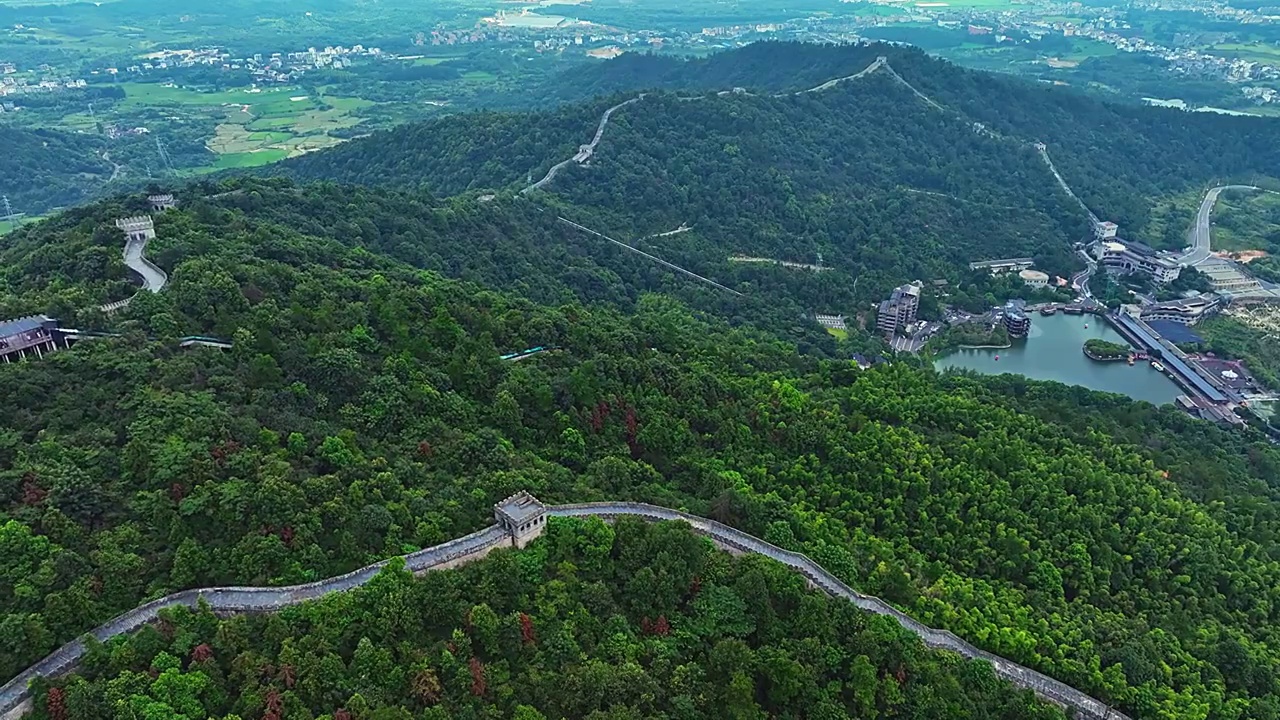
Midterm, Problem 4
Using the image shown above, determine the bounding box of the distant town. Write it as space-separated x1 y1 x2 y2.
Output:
1 0 1276 111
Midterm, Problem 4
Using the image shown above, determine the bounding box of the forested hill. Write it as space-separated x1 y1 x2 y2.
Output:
6 186 1280 718
563 41 1280 243
280 41 1280 247
21 517 1068 720
277 57 1091 292
546 41 889 98
0 126 113 216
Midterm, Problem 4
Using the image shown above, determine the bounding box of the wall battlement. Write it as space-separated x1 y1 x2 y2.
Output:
0 496 1128 720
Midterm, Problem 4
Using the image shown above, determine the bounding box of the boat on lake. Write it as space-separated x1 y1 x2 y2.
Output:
1040 307 1057 316
1152 360 1166 373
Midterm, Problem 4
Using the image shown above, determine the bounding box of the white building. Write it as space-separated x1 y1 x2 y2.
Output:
1140 294 1220 325
1098 240 1181 284
1018 269 1050 288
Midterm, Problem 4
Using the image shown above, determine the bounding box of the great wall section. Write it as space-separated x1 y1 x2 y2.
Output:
0 493 1129 720
0 65 1123 720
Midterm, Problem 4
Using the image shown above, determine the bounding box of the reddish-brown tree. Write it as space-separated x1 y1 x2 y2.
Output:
263 688 283 720
21 475 46 505
191 644 214 664
519 612 537 645
46 687 66 720
469 657 486 697
654 615 671 636
410 668 443 705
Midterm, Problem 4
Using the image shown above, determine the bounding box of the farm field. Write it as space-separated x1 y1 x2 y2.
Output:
117 82 375 167
1209 42 1280 66
0 214 46 235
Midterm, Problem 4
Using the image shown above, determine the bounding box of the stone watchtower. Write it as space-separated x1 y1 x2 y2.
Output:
148 194 177 212
115 216 156 242
493 491 547 548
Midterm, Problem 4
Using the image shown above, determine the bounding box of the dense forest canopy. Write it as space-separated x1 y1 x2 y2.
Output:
3 181 1280 719
282 42 1280 248
276 60 1097 303
20 518 1068 720
0 126 114 215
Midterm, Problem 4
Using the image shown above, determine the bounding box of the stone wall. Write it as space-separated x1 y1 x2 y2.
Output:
549 503 1129 720
0 503 1127 720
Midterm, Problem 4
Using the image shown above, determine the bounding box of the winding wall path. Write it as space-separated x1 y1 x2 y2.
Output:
521 96 643 194
98 217 169 313
1 499 1127 720
797 55 887 94
123 233 167 294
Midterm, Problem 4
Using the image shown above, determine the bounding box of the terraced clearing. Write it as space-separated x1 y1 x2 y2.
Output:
1211 188 1280 252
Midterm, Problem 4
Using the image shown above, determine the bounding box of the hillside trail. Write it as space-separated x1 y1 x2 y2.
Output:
520 55 1090 218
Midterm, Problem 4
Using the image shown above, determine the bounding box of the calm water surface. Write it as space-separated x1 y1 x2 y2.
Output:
935 313 1182 405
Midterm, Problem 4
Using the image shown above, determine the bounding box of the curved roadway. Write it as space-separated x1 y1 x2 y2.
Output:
0 500 1127 720
1178 185 1260 266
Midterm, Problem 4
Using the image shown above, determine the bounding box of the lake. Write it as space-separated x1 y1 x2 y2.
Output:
934 312 1183 405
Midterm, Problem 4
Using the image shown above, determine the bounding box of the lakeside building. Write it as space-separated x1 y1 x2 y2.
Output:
1097 240 1181 284
1140 294 1221 326
876 282 921 337
1004 310 1031 338
1018 269 1049 288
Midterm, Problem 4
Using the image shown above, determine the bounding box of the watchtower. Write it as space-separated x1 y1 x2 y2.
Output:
115 216 155 242
148 194 177 212
493 491 547 548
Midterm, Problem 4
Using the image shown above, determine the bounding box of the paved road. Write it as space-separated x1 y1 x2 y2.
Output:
1071 248 1097 298
1179 185 1259 266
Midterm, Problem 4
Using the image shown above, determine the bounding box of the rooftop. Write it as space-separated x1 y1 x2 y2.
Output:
0 315 53 339
895 282 922 298
1113 313 1227 402
968 257 1033 269
494 491 546 526
1146 294 1218 311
